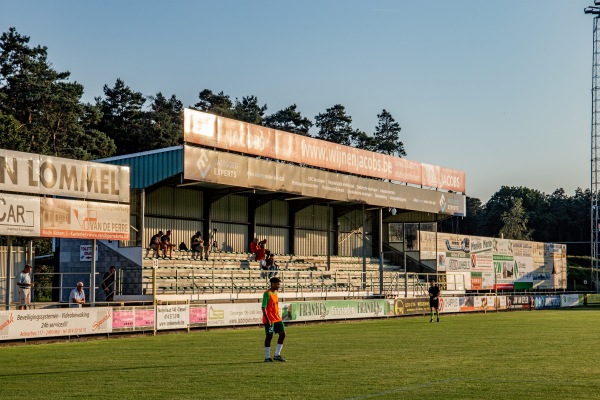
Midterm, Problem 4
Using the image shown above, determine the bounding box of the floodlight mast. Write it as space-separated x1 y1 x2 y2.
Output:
585 3 600 293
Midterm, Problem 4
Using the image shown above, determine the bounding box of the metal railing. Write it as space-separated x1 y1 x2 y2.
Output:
138 266 458 298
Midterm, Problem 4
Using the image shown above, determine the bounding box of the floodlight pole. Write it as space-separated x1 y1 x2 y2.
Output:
586 3 600 293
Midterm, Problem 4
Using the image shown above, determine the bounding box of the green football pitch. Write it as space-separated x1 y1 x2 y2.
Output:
0 309 598 400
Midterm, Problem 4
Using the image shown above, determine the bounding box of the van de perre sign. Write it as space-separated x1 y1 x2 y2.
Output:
0 150 129 203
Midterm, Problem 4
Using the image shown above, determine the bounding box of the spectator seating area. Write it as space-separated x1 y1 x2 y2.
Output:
139 251 410 297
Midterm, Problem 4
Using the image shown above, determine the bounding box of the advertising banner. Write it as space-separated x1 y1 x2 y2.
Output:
0 193 40 236
439 297 461 313
587 293 600 305
419 230 437 260
112 307 135 331
534 295 561 309
493 254 515 290
560 294 583 308
459 297 475 312
0 308 112 340
189 304 207 326
289 300 389 321
0 149 129 202
205 302 264 327
507 295 532 310
394 297 429 316
184 146 466 216
473 296 507 310
112 306 155 332
183 109 466 192
40 198 130 240
156 304 189 330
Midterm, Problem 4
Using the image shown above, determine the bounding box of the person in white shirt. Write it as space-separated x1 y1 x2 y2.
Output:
17 264 33 310
69 282 86 308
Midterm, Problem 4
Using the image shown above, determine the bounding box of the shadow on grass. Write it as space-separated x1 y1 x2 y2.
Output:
0 360 270 378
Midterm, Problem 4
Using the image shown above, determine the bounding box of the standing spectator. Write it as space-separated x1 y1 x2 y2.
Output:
255 243 267 269
250 238 259 254
17 264 33 310
69 282 86 308
191 231 204 260
428 279 441 323
146 230 163 258
262 277 286 362
101 266 116 301
161 230 175 259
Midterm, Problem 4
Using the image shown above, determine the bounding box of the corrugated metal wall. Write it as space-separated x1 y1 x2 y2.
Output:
256 200 289 254
211 195 248 223
209 195 249 252
144 187 204 248
256 227 289 255
256 200 289 226
294 230 332 256
338 210 373 257
295 205 330 230
210 222 248 253
294 205 332 256
146 187 203 220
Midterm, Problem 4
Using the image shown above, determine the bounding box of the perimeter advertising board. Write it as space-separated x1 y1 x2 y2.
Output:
206 302 264 327
156 305 189 330
183 109 466 192
394 298 429 316
0 308 112 340
112 307 155 332
289 299 389 321
184 146 466 216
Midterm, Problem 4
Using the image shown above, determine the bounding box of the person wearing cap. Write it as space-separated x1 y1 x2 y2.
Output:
262 277 286 362
146 230 163 258
160 230 175 259
191 231 204 260
17 264 33 310
428 279 441 323
69 282 86 308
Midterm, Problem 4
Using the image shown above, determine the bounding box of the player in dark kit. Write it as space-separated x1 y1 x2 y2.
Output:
428 279 440 322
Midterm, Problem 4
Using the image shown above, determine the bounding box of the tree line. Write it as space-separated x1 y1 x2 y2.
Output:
0 28 591 254
0 28 405 161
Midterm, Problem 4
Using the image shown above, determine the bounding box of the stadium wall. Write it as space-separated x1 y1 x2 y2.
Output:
1 294 596 342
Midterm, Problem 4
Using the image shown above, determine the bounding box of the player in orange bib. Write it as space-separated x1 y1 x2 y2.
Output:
262 277 286 362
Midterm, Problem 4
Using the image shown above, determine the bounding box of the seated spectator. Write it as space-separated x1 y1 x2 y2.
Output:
161 230 175 259
265 253 280 278
191 231 205 260
146 230 163 258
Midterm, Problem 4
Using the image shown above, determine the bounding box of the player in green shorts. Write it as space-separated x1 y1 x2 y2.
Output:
262 277 286 362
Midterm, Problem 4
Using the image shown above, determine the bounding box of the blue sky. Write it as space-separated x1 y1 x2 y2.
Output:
1 0 594 202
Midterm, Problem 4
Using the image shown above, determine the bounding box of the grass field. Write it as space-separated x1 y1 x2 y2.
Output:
0 309 598 399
